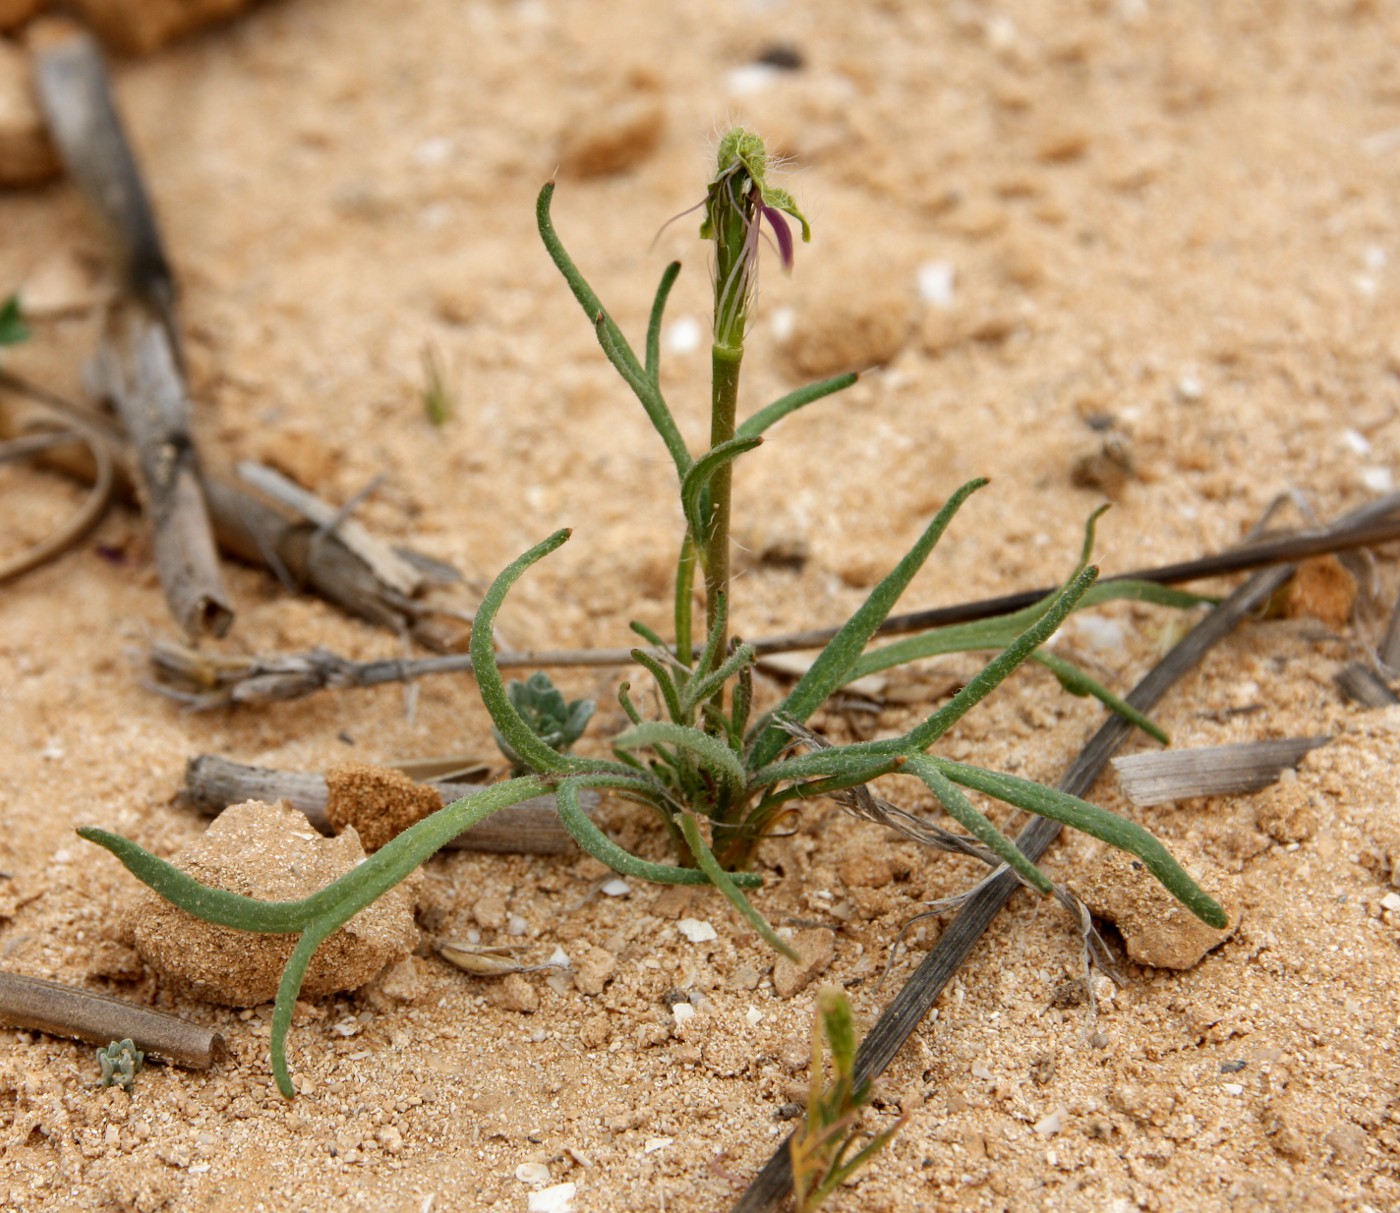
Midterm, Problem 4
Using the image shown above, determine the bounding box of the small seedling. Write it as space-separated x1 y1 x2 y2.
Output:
491 671 595 775
97 1038 144 1091
790 989 906 1211
0 294 28 346
419 341 456 427
79 128 1225 1096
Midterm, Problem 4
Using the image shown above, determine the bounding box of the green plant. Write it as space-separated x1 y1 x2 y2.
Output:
790 989 905 1211
492 671 595 775
0 294 28 346
97 1038 144 1091
78 128 1226 1097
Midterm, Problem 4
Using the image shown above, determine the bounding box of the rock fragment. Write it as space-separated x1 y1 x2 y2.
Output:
772 928 835 998
1073 846 1238 970
324 761 442 852
130 800 418 1006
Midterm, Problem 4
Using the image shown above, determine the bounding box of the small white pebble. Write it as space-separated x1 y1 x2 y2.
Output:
331 1018 360 1038
414 137 453 166
916 260 957 309
527 1182 577 1213
601 879 631 898
1341 428 1372 455
971 1060 993 1080
1380 892 1400 913
507 914 528 937
547 946 571 967
1365 244 1388 270
677 918 717 943
644 1136 674 1154
664 316 702 355
725 63 780 96
1175 374 1204 402
1033 1107 1066 1137
672 1002 696 1026
745 1006 764 1027
1071 615 1126 653
1222 1082 1244 1096
1362 467 1394 493
516 1162 550 1187
769 305 796 343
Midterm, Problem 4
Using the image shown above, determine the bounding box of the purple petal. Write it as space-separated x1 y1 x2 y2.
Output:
762 205 795 271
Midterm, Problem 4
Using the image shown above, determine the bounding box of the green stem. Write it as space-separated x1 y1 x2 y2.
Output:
705 344 744 671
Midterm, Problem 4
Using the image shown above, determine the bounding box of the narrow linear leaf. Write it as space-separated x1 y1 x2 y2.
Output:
681 436 763 551
748 478 989 769
613 721 747 801
1031 651 1168 744
678 812 798 960
630 648 685 723
76 827 310 932
536 182 690 473
645 261 682 384
739 372 858 439
902 565 1098 752
471 532 583 775
680 642 755 719
904 755 1053 894
933 757 1228 927
555 779 762 888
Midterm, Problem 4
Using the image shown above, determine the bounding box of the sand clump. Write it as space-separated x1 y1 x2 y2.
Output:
130 799 418 1006
323 760 443 852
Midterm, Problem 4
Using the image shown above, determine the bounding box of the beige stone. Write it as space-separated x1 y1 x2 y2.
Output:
772 928 835 998
1073 845 1239 970
130 799 419 1006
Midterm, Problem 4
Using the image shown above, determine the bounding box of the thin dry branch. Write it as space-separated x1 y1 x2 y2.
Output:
93 306 232 639
0 386 471 649
179 754 591 855
0 422 114 584
36 27 228 638
0 971 224 1069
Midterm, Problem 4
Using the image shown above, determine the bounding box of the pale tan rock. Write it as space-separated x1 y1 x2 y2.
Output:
324 761 442 853
68 0 257 55
570 941 617 996
130 799 419 1007
772 928 835 998
0 39 58 186
1073 846 1239 970
487 972 538 1013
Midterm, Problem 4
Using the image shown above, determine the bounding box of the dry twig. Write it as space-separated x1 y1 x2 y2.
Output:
179 754 591 855
0 971 223 1069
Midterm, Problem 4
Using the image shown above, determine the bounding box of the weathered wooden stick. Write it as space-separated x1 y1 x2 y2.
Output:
33 29 178 352
236 461 423 597
180 754 590 855
0 971 224 1069
0 391 469 649
35 27 230 639
1111 737 1329 807
94 308 233 639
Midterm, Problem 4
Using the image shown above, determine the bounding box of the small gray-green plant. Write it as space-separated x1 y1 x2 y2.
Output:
0 294 28 347
78 128 1225 1096
790 989 905 1212
97 1038 144 1091
492 671 595 775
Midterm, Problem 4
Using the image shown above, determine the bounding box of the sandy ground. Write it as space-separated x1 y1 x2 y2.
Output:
2 1 1400 1210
